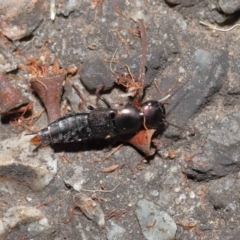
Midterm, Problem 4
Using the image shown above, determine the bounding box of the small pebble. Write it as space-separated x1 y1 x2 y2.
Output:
150 190 159 197
189 191 195 199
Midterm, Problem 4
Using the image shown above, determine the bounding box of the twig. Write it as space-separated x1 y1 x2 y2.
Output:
136 19 147 103
62 203 82 224
72 84 86 104
58 154 73 163
200 21 240 40
81 183 121 193
95 144 123 162
200 21 240 32
109 48 118 77
184 141 208 170
114 0 127 18
146 219 157 229
106 208 130 220
154 78 182 97
36 199 54 209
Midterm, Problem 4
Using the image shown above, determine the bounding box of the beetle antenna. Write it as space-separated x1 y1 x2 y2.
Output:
158 94 171 102
155 78 194 135
167 79 189 100
164 119 195 135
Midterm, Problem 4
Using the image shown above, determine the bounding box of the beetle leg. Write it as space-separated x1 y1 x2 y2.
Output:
96 84 111 109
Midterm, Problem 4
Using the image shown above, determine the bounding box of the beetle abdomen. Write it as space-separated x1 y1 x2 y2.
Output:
31 113 91 144
31 109 120 145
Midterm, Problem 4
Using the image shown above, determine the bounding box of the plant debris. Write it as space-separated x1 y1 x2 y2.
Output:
22 49 67 123
0 72 30 115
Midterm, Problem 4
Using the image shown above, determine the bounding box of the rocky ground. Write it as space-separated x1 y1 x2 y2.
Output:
0 0 240 240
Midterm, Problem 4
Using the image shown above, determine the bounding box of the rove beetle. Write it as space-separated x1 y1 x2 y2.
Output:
30 99 166 146
30 19 170 153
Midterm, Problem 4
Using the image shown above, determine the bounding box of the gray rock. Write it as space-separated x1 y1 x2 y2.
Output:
208 112 240 147
144 170 158 183
100 31 120 53
0 206 48 240
0 133 57 191
63 165 85 191
135 199 177 240
199 224 213 231
114 50 168 87
210 9 229 24
0 0 47 41
107 223 126 240
229 229 240 240
0 39 19 72
184 111 240 180
18 217 51 239
150 190 159 197
164 49 228 138
207 177 240 210
218 0 240 14
80 56 115 93
74 193 105 226
113 15 180 90
56 0 82 17
226 57 240 94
